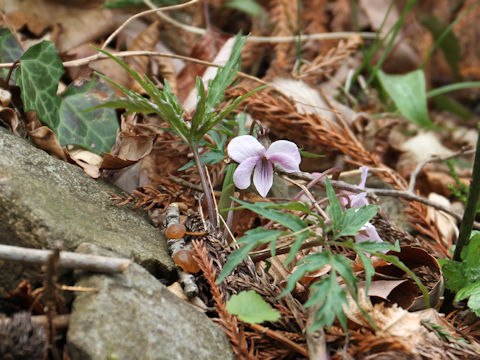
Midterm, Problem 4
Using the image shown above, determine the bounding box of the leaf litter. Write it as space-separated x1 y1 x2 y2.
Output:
1 0 480 359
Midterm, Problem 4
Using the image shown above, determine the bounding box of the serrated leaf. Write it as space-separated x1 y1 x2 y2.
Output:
305 272 348 331
16 41 63 129
455 281 480 302
205 33 244 113
233 199 306 231
280 252 330 297
58 78 118 154
325 178 343 237
338 205 378 238
226 290 280 323
378 69 433 127
0 28 23 83
93 49 190 143
217 228 284 283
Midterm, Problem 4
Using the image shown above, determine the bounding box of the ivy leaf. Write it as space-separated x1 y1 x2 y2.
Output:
58 78 118 154
16 41 63 129
377 69 433 128
217 228 284 283
226 290 280 323
0 28 23 83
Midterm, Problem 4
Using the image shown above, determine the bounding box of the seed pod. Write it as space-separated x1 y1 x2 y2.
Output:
173 249 200 274
166 223 186 239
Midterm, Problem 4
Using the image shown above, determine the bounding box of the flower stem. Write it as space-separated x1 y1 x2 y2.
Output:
192 144 217 228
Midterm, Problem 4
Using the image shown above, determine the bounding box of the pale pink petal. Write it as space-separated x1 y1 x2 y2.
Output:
253 159 274 197
233 156 260 189
266 140 301 164
355 222 383 243
358 166 369 188
228 135 266 163
349 193 368 208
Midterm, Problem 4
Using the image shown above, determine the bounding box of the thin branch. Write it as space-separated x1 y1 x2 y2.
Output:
408 146 475 192
143 0 377 42
102 0 200 50
0 244 131 273
246 323 309 357
283 170 480 229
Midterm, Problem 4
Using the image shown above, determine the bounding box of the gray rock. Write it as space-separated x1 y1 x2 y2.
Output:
0 128 174 294
67 243 234 360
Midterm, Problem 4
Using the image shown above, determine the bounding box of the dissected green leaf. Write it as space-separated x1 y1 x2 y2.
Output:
226 290 280 323
305 271 348 331
58 78 118 154
280 252 330 297
93 48 190 143
16 41 63 129
0 28 24 83
444 231 480 291
338 205 377 238
233 199 306 231
377 69 433 127
325 177 343 237
217 228 284 283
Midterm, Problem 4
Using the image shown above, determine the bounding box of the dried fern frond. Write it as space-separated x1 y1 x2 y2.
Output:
296 34 363 81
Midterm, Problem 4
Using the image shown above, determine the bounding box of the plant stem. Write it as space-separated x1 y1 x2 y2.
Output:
452 125 480 262
441 124 480 313
192 144 217 228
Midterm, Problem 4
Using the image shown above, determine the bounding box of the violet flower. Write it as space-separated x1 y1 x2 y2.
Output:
343 166 383 244
227 135 301 197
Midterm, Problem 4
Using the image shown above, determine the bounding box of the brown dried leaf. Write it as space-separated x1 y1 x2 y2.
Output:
2 0 116 52
177 29 228 103
27 124 66 161
126 21 161 95
66 147 102 178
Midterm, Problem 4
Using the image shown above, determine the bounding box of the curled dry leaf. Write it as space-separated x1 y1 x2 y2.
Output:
66 147 102 179
28 125 66 161
101 135 154 170
359 279 418 310
374 246 443 311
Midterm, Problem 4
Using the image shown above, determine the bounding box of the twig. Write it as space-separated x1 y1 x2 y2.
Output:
0 244 131 273
0 314 70 330
0 50 267 85
143 0 377 42
283 169 480 229
168 175 222 197
102 0 200 50
163 204 199 298
408 147 475 192
246 323 309 357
